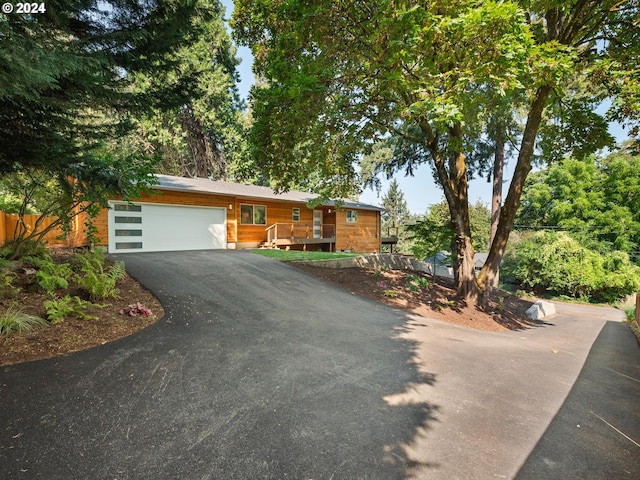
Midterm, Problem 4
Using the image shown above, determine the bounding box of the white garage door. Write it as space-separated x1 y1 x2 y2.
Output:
108 202 227 253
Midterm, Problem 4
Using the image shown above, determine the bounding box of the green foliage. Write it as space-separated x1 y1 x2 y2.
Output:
1 1 233 257
73 250 124 301
0 306 48 337
234 0 545 199
1 238 47 260
1 0 214 176
383 290 398 298
129 0 249 180
233 0 638 299
406 274 429 289
408 200 490 260
0 273 21 300
517 152 640 257
503 231 640 303
0 155 158 259
378 179 415 254
26 253 73 293
43 295 99 324
623 305 636 323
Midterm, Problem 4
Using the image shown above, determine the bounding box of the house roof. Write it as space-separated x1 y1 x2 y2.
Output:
154 175 384 211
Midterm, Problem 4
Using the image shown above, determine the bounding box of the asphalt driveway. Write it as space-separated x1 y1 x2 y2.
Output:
0 251 432 479
1 250 639 479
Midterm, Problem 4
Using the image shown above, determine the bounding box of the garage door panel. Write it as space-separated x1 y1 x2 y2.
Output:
108 202 226 253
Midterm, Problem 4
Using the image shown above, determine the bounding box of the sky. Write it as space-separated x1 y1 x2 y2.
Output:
220 0 630 215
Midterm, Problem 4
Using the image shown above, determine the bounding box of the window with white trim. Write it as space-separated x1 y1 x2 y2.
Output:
346 210 358 223
240 204 267 225
292 208 300 222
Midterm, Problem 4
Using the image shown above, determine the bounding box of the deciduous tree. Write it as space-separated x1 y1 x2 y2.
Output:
233 0 639 304
517 151 640 258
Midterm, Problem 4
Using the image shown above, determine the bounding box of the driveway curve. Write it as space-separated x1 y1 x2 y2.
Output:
1 251 638 479
0 251 434 479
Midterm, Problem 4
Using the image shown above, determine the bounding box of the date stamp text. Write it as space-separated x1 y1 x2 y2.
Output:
2 3 47 14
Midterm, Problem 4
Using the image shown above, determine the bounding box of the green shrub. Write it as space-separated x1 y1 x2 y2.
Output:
1 239 48 260
0 273 20 299
25 253 73 293
503 231 640 302
0 306 48 336
43 295 99 323
624 305 636 322
73 250 124 300
406 274 429 288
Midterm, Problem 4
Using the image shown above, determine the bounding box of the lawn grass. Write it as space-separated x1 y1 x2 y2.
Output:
251 249 361 262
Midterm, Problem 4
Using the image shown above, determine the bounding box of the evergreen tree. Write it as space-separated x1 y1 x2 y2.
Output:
380 179 410 253
0 0 223 255
0 0 214 175
129 1 249 179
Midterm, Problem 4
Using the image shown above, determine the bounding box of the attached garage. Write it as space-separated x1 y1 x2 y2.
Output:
108 201 227 253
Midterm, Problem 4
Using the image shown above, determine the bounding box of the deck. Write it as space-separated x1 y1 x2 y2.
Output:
381 226 399 252
265 223 336 250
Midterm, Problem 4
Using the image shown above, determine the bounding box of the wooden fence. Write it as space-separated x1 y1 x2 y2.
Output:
0 211 88 247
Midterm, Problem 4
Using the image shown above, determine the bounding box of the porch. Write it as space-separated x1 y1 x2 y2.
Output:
264 223 336 250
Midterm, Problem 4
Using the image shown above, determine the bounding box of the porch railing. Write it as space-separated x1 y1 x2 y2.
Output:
265 223 336 243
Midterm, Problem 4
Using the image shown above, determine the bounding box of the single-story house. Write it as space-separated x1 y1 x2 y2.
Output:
92 174 384 254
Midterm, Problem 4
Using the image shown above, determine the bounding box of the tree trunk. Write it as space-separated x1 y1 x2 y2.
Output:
419 121 480 302
448 125 480 302
180 105 209 178
478 86 551 292
453 232 479 303
490 131 505 287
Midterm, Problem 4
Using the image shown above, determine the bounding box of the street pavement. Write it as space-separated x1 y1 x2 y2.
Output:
0 251 638 479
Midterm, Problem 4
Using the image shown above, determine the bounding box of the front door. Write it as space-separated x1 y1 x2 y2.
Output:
313 210 322 238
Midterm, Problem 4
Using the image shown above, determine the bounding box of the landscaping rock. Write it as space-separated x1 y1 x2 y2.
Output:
526 300 557 320
525 304 544 320
537 300 556 317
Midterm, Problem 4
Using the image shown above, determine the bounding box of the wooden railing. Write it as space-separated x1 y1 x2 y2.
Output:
265 223 336 243
383 226 399 238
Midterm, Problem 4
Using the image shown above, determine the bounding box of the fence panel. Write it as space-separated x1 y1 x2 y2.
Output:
0 212 87 247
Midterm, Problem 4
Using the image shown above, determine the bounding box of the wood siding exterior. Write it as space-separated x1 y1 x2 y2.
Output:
92 189 381 253
93 190 233 246
234 196 317 248
335 208 380 253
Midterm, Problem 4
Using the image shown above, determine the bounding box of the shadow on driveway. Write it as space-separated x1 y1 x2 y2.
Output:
1 251 440 479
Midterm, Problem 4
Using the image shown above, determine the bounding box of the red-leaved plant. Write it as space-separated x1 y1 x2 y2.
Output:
120 303 152 317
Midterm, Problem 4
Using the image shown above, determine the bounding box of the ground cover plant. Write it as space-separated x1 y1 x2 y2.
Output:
0 248 162 366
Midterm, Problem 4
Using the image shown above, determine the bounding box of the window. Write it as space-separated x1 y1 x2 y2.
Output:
240 204 267 225
115 229 142 237
115 216 142 224
346 210 358 223
292 208 300 222
115 242 143 250
114 204 142 212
